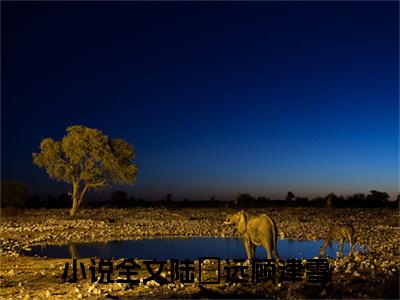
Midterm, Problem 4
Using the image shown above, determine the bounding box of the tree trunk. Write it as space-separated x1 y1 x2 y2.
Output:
69 182 89 217
69 180 105 217
70 195 79 217
69 181 79 217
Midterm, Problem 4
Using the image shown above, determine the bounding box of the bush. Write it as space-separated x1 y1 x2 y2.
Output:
1 181 29 214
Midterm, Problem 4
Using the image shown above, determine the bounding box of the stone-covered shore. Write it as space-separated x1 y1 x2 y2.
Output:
0 207 399 299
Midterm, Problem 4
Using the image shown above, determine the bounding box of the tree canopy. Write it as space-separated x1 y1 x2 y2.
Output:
33 125 137 216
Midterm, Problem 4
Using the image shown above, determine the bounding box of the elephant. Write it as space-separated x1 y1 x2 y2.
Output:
319 224 354 258
223 210 280 260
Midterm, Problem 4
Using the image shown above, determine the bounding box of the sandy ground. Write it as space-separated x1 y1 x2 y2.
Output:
0 207 399 299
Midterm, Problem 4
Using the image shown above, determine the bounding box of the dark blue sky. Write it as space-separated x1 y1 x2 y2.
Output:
2 2 398 200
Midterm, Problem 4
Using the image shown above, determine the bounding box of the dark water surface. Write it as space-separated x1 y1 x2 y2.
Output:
26 238 362 259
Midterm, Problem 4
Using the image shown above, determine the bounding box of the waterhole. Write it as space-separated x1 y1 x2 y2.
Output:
26 237 364 259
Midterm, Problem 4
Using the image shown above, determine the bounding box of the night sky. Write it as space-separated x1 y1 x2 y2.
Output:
2 2 398 200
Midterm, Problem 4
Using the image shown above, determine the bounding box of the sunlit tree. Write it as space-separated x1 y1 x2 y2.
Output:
33 125 137 216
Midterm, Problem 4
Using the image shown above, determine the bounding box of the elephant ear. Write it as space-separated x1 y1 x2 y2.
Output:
237 210 247 234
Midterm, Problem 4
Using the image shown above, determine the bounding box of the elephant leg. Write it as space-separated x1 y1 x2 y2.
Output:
338 239 344 258
262 240 273 259
348 241 353 256
244 237 252 261
252 244 257 260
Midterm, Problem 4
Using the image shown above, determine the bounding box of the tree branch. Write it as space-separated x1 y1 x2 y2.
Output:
86 179 107 189
77 184 88 208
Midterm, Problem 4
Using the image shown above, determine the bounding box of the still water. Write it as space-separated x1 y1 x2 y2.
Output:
27 237 362 259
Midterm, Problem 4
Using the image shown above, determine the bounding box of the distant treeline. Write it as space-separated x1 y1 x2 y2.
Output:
2 181 398 210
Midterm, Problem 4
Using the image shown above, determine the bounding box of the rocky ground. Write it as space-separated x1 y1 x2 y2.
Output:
0 207 399 299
